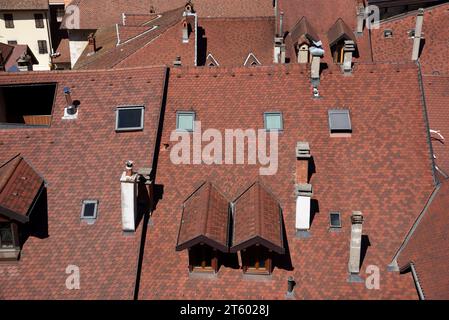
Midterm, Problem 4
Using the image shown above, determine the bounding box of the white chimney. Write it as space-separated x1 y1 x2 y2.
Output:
348 211 364 275
295 142 313 237
343 40 356 73
182 19 189 43
412 8 424 61
310 44 324 82
356 4 365 34
120 160 138 232
273 11 285 63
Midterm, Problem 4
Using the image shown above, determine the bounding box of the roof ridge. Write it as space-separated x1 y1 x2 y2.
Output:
0 154 22 195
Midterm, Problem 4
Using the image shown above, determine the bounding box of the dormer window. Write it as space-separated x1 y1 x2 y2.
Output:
115 106 145 132
0 223 14 249
244 53 261 67
205 53 219 67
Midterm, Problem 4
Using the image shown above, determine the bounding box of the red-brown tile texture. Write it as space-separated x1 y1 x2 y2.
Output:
197 17 275 67
64 0 273 30
371 3 449 75
0 66 167 299
398 179 449 299
138 62 434 300
232 181 284 253
0 155 44 218
177 182 229 251
423 74 449 176
0 0 48 10
74 7 195 69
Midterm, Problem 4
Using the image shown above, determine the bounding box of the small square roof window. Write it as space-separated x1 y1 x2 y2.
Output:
328 109 352 133
81 200 98 222
176 111 195 132
329 212 342 229
116 106 144 132
264 112 283 131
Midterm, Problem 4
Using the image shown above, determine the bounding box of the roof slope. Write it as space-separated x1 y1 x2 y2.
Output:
327 18 357 47
198 17 275 66
371 3 449 75
0 0 49 10
138 62 434 299
176 181 230 252
64 0 273 30
0 66 167 299
290 16 320 45
398 179 449 299
74 7 188 69
231 181 284 254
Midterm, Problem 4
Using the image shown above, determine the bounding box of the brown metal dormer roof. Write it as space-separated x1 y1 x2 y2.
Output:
176 181 230 252
231 181 284 254
0 154 44 223
327 18 357 47
290 16 320 45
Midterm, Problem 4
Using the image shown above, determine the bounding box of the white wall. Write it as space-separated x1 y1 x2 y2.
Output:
68 29 91 67
0 10 52 71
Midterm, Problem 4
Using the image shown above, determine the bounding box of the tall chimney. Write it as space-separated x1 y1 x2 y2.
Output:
87 33 97 55
310 43 324 84
356 3 365 34
182 19 189 43
121 160 138 232
348 211 364 275
342 40 356 73
412 8 424 61
295 142 313 238
273 11 285 63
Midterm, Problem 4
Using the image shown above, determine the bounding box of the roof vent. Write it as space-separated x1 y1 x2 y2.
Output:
62 87 79 120
173 56 182 67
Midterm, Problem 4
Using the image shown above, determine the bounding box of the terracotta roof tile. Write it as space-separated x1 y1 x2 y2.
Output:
0 66 167 299
398 179 449 299
176 181 230 252
0 155 44 222
0 0 49 10
232 181 284 254
137 62 434 299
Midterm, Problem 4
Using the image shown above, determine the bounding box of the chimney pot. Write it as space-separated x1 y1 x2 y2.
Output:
87 33 97 55
125 160 134 176
287 276 295 294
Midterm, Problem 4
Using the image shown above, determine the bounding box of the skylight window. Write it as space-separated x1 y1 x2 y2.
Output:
329 212 342 229
81 200 98 222
176 111 195 132
328 109 352 134
264 112 283 131
115 106 144 132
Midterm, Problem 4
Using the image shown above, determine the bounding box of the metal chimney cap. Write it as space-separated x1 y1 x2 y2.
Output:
126 160 134 168
351 211 364 224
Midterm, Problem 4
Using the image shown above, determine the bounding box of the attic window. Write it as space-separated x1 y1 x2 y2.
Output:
176 111 195 132
329 212 342 229
0 83 56 127
384 29 393 38
115 106 144 132
0 223 14 249
81 200 98 222
264 112 283 131
328 109 352 134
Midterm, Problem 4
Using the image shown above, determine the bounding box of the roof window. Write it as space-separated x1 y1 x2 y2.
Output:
115 106 144 132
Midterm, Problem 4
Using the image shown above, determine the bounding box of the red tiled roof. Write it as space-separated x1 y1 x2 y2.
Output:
0 0 49 10
398 179 449 299
53 38 71 64
74 7 188 69
0 155 44 223
327 18 357 47
137 62 434 299
176 181 230 252
0 66 167 299
371 3 449 75
198 17 275 67
290 16 320 45
64 0 273 30
231 181 284 254
423 74 449 175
